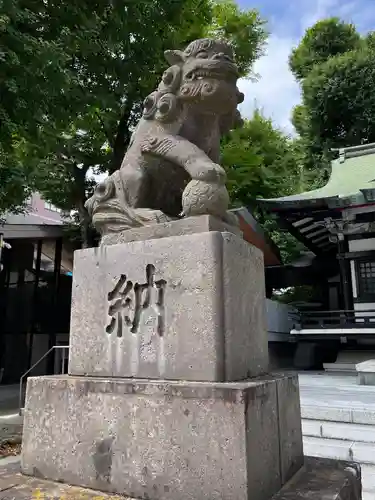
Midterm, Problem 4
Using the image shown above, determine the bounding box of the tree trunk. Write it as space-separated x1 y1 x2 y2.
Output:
73 164 93 249
110 105 132 174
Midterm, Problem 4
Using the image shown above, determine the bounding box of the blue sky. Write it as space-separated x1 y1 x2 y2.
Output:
236 0 375 134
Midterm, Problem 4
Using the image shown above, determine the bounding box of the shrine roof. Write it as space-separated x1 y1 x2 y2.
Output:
257 142 375 212
255 142 375 256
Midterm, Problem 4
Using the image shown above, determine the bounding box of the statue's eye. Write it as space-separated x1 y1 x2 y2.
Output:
196 51 208 59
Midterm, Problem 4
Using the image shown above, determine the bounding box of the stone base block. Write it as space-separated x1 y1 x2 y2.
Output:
356 360 375 385
69 228 268 381
0 457 361 499
101 214 242 246
21 373 303 500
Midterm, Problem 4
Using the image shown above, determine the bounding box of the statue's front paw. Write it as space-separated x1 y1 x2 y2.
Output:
140 135 160 154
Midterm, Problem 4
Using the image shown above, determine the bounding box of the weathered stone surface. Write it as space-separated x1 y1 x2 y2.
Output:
21 373 302 500
271 457 361 500
275 373 304 483
0 457 128 498
85 39 244 238
69 230 268 381
101 214 241 246
1 456 361 500
356 359 375 385
221 232 267 380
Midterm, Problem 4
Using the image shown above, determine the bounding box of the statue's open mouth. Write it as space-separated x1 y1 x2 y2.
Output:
91 199 124 218
91 200 145 232
185 62 238 83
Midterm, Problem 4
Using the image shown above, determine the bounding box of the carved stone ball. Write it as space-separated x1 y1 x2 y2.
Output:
182 179 229 218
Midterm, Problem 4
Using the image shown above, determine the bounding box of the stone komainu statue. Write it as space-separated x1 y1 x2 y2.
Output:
85 38 244 237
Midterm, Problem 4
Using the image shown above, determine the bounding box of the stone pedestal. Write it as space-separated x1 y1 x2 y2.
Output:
69 226 268 382
101 214 242 246
21 217 307 499
22 374 303 500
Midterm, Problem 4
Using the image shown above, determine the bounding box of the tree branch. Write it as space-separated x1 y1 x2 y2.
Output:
95 111 115 149
110 103 133 174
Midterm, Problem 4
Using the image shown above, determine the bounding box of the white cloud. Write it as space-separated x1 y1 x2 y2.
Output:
238 35 300 135
238 0 373 134
300 0 338 31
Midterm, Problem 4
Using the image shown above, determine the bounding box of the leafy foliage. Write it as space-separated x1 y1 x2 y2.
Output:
302 46 375 148
221 111 306 263
0 141 32 216
290 18 375 186
0 0 268 244
0 2 71 146
0 0 212 214
289 18 361 81
205 0 267 77
266 17 375 279
222 111 302 205
31 112 112 246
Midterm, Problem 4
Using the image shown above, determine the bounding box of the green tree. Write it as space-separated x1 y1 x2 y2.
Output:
221 110 306 263
302 45 375 148
0 1 72 213
289 18 361 81
33 114 111 246
290 19 375 185
0 140 33 216
222 111 302 205
205 0 267 77
0 2 72 147
21 0 267 246
291 106 331 188
0 0 213 214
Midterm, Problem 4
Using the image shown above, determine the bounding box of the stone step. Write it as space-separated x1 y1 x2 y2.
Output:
300 380 375 425
298 372 358 387
323 363 357 373
303 435 355 462
300 372 375 497
323 350 375 373
303 435 375 464
302 419 375 443
301 403 375 425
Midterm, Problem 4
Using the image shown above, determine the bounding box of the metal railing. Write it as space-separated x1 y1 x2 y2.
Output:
289 309 375 331
19 345 69 416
